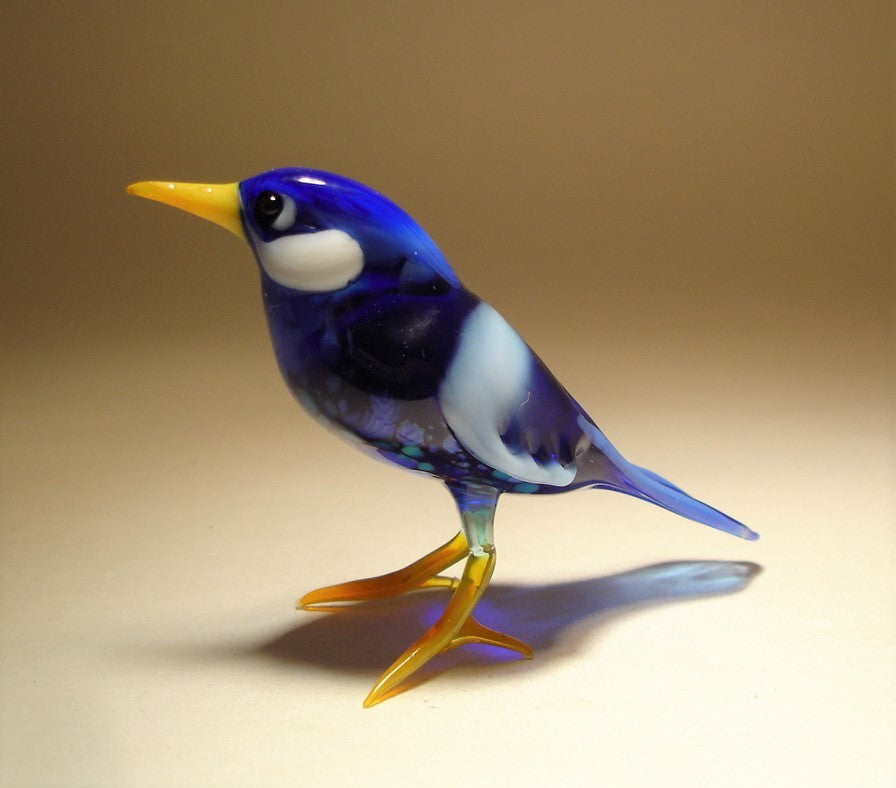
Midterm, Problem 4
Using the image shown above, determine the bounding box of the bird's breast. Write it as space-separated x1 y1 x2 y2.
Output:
262 282 475 453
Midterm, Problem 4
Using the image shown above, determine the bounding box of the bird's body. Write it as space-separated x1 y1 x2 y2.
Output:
266 275 593 494
128 167 757 706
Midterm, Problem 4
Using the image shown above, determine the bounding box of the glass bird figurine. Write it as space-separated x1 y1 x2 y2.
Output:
127 168 757 707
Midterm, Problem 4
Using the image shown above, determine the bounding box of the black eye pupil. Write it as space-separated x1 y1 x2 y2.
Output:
254 191 283 225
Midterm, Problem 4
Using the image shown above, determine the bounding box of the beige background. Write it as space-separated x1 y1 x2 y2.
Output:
2 3 893 786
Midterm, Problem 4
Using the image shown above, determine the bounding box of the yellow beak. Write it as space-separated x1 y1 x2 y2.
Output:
126 181 246 241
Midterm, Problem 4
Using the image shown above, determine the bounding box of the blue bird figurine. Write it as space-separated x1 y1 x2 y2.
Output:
128 168 757 706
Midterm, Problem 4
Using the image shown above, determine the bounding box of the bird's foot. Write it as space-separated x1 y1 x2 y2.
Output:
443 615 534 657
298 531 467 611
363 549 532 708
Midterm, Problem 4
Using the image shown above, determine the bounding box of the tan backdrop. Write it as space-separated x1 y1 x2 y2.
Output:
2 3 893 786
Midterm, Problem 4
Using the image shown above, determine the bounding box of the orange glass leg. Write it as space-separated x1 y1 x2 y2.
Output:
444 616 534 657
363 547 531 707
298 531 467 611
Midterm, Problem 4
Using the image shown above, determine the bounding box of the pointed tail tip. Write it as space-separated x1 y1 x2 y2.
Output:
697 512 758 542
618 465 759 542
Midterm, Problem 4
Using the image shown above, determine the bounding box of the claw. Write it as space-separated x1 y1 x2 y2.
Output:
299 483 524 706
445 616 534 657
363 549 529 707
298 532 467 610
420 574 461 592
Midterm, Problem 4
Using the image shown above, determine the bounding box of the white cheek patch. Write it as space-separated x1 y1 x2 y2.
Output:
438 303 576 487
256 229 364 292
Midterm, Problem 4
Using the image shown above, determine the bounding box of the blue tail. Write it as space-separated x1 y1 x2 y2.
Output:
581 419 758 541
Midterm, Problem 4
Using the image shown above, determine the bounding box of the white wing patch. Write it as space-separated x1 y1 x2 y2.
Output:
256 229 364 292
438 303 576 487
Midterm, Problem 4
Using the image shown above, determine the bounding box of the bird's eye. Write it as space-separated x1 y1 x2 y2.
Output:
253 191 296 232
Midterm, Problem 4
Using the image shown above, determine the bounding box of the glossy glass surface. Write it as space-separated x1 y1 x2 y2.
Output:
128 167 757 705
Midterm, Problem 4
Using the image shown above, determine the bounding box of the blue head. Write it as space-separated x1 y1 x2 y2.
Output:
239 168 459 296
128 167 460 303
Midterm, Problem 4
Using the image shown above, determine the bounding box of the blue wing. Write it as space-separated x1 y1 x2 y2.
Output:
438 300 758 540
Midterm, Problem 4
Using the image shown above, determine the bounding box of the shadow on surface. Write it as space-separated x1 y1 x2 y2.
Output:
253 560 761 679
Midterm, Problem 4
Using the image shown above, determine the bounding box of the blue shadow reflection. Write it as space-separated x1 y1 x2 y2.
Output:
255 560 761 675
